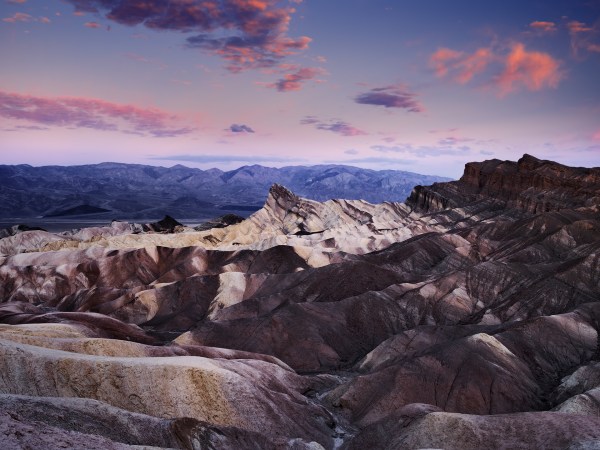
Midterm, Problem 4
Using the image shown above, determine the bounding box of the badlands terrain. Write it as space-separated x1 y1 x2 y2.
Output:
1 154 600 449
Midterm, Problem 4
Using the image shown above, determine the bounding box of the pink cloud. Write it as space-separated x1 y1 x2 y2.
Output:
568 20 593 34
431 43 562 95
454 48 493 84
529 21 557 33
588 44 600 53
2 12 51 24
6 0 27 3
2 12 32 23
430 48 464 78
0 90 193 137
66 0 311 73
84 21 101 28
495 43 562 95
593 130 600 141
190 35 312 73
267 66 323 92
430 47 492 84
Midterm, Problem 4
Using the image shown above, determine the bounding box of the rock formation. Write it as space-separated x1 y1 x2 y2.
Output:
1 154 599 449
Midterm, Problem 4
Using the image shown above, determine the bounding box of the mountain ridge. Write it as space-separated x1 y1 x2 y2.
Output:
0 162 450 219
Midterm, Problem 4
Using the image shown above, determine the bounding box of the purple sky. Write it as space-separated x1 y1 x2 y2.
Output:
1 0 599 177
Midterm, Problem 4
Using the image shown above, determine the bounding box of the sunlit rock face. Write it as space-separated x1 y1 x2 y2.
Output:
1 154 600 449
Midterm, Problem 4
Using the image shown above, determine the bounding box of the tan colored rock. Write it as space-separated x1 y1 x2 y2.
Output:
0 339 333 446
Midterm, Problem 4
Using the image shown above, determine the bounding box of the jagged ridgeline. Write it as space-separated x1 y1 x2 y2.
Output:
0 163 450 220
1 154 600 449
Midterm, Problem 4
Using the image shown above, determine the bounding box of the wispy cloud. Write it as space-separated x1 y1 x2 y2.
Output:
430 42 562 95
2 124 49 132
568 20 600 57
15 125 49 130
371 143 474 157
430 47 493 84
300 116 367 136
0 90 194 137
437 136 473 146
3 12 31 22
66 0 310 73
84 21 101 28
267 66 324 92
354 85 423 112
529 21 557 33
2 11 51 23
336 156 415 165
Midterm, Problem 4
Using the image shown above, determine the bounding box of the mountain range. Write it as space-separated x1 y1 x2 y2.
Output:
0 154 599 449
0 163 450 220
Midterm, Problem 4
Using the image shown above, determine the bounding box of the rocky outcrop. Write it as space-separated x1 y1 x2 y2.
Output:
343 405 600 450
329 304 599 426
408 153 600 214
194 214 245 231
0 224 46 239
0 394 325 450
142 215 185 233
0 184 425 256
0 336 335 447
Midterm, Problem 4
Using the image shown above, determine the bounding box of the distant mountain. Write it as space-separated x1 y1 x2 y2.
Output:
0 163 450 219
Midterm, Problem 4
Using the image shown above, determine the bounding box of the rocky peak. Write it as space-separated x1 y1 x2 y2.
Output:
259 183 329 234
266 183 299 206
251 183 411 239
517 153 545 170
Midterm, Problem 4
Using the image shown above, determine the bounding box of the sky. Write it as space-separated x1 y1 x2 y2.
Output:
1 0 599 178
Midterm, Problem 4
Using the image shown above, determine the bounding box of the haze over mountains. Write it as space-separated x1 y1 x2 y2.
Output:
0 163 450 220
1 154 600 449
